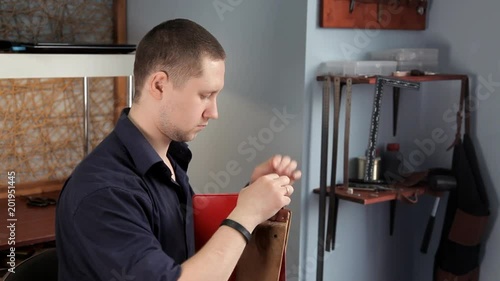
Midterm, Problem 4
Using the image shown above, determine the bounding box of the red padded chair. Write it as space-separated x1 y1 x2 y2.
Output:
193 193 290 281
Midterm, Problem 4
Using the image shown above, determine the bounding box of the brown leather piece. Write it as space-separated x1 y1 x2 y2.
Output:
269 208 290 223
447 77 470 151
448 209 489 246
235 209 291 281
435 267 479 281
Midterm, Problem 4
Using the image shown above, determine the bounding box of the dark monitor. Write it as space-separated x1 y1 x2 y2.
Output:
0 40 136 54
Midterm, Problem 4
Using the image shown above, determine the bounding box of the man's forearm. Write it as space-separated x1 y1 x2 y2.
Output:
179 225 250 281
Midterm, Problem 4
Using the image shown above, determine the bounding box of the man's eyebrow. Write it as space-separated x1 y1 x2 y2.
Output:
201 90 220 94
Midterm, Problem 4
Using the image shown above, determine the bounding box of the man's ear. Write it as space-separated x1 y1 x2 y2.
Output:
148 71 169 100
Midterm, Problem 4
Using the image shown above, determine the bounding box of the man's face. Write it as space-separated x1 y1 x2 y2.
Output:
158 57 225 142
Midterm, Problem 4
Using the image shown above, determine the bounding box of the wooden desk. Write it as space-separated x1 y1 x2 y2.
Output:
0 191 59 250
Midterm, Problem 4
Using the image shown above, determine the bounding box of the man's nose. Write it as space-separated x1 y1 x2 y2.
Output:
204 100 218 120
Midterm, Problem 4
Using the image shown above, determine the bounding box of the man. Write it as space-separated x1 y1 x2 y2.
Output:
56 18 301 280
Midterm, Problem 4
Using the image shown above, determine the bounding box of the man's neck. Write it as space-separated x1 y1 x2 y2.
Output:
128 105 170 163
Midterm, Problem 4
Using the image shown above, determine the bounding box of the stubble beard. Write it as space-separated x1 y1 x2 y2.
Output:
159 106 195 143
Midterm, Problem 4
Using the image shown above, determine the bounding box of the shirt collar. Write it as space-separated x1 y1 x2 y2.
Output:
114 108 192 176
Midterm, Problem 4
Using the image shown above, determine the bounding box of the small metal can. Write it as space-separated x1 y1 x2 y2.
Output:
357 156 381 181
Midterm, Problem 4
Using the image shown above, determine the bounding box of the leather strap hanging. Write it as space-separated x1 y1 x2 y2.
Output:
316 76 331 281
326 77 341 251
448 77 470 150
343 79 353 189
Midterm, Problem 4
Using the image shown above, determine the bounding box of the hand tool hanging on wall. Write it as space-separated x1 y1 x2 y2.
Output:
390 200 396 235
417 0 427 15
349 0 355 13
420 174 456 253
378 0 383 23
364 76 420 181
393 87 400 136
365 77 419 239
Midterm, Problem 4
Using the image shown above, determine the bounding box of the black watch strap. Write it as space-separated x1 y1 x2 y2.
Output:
220 218 252 243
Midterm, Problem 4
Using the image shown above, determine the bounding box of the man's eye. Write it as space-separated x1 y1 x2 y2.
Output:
201 93 212 99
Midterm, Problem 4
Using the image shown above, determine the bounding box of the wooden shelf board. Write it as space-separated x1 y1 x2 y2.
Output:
316 74 468 84
313 185 427 205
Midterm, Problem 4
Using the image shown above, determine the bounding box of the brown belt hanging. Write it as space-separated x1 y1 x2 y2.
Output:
343 79 353 190
316 76 331 281
318 77 419 280
325 77 341 251
447 77 470 150
325 78 353 252
316 76 349 280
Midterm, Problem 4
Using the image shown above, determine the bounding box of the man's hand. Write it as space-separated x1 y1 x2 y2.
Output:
229 174 294 232
250 155 302 185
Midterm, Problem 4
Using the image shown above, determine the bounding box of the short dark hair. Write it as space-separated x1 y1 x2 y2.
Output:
133 18 226 102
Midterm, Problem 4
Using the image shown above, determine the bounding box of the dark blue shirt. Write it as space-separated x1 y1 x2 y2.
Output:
56 108 195 281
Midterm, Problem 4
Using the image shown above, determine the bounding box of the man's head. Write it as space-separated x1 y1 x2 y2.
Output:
130 19 226 143
133 18 226 101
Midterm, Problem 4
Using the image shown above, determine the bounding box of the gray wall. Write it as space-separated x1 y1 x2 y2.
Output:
127 0 307 280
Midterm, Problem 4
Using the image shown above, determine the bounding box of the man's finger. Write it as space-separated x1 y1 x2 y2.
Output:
264 173 280 180
276 175 290 185
277 156 291 173
291 170 302 181
285 160 298 175
272 154 282 169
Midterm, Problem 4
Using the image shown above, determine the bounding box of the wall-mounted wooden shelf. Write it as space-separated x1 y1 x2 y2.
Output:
316 74 468 83
313 73 469 281
313 185 426 205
